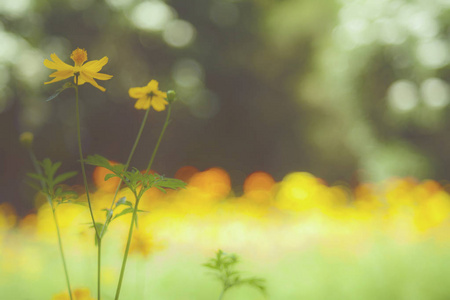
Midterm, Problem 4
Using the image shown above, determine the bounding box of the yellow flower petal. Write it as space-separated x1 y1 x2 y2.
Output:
151 96 169 111
48 70 74 78
79 72 106 92
83 57 108 73
84 70 113 81
49 53 73 70
146 80 159 91
44 49 111 91
129 87 147 99
134 97 150 110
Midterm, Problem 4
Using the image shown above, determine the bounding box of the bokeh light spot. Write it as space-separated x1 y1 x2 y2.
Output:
187 90 220 119
175 166 199 183
172 58 204 88
387 80 419 112
421 78 449 109
416 39 448 69
243 172 276 194
130 1 174 31
189 168 231 198
163 20 196 48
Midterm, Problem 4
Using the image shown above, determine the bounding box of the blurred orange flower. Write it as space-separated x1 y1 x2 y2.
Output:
52 288 95 300
44 48 112 92
129 80 168 111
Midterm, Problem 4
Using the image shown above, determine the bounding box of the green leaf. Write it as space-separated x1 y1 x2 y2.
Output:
53 171 77 186
154 178 187 190
115 197 133 208
49 161 62 179
27 172 46 182
112 207 135 220
104 173 118 181
46 82 74 102
25 180 43 191
41 158 53 177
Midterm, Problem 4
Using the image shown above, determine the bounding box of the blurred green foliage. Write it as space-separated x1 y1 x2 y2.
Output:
1 0 450 212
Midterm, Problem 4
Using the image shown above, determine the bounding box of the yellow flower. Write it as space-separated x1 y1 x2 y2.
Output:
52 288 95 300
44 48 112 92
129 80 168 111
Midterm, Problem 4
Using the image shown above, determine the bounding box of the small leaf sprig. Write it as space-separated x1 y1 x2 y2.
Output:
84 154 186 300
25 156 78 300
84 154 185 237
203 249 266 300
27 158 78 206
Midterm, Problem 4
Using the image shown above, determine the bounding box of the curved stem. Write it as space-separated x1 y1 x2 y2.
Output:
100 106 151 238
145 104 172 173
27 149 73 300
99 106 151 300
115 105 172 299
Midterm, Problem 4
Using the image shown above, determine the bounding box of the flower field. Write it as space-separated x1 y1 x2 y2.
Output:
2 167 450 299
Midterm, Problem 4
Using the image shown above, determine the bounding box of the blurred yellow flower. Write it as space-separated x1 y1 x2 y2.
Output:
129 229 165 257
52 288 95 300
44 48 112 92
129 80 168 111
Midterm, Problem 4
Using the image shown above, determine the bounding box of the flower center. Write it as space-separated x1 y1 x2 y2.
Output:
70 48 88 67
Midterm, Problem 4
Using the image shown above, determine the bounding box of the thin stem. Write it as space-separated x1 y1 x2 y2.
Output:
218 289 226 300
74 79 100 299
98 238 102 300
52 206 74 300
100 106 151 238
98 106 151 300
74 83 99 239
115 105 172 300
145 104 172 173
27 149 73 300
114 195 141 300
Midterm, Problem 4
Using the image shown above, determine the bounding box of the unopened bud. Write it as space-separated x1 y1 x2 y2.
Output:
166 90 177 103
19 132 34 149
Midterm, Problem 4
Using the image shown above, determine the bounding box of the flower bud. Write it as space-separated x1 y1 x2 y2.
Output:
19 132 34 149
166 90 177 103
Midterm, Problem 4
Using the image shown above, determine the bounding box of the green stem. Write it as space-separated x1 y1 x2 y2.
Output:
145 104 172 173
114 194 141 300
98 238 102 300
98 106 151 300
218 289 226 300
74 80 101 299
100 106 151 238
74 83 99 238
27 149 73 300
52 206 74 300
115 104 172 300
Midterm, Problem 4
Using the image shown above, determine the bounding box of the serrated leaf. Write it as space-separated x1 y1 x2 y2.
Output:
41 158 53 176
155 178 186 190
25 180 43 191
49 161 62 179
27 172 46 182
53 171 77 186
